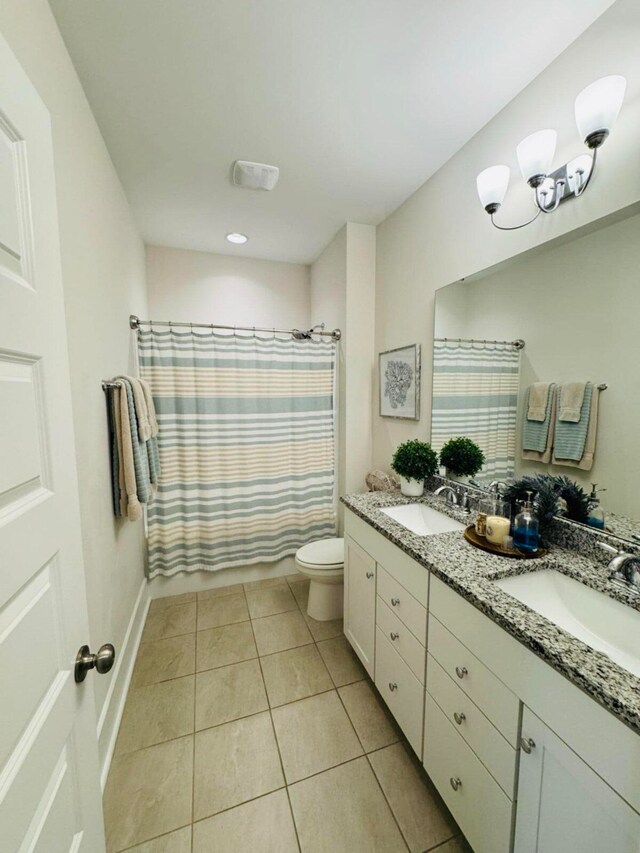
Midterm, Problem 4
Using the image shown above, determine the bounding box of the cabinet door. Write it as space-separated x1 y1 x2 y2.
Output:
344 535 376 677
515 708 640 853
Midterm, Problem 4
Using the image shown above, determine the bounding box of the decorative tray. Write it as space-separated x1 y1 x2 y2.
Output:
463 525 547 560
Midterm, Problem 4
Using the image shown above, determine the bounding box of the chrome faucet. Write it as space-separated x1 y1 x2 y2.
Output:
434 485 458 506
488 480 508 495
598 542 640 595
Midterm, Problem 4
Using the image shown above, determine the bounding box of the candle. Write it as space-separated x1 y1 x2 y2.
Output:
486 516 510 546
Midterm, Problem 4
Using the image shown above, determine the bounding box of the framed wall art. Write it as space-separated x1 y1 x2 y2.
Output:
379 344 421 419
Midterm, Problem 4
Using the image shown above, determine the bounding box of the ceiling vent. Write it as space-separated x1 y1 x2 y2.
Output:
232 160 280 191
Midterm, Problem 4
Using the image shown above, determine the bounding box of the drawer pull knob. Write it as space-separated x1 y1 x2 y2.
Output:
450 777 462 792
390 632 399 641
366 571 374 579
520 737 536 754
388 682 398 692
391 597 400 606
453 711 466 725
455 666 468 679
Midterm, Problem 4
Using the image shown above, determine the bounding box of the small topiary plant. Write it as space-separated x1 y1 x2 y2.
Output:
439 436 485 478
391 439 438 482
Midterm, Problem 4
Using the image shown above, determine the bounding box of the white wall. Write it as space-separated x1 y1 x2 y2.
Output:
0 0 149 777
435 211 640 517
311 223 376 525
146 244 310 327
374 0 640 470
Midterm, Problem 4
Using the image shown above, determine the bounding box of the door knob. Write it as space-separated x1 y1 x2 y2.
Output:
75 643 116 683
520 736 536 754
455 665 468 679
453 711 466 725
450 777 462 791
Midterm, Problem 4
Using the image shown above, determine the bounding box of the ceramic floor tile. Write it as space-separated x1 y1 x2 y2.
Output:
121 826 192 853
430 836 472 853
252 609 313 656
149 593 196 612
338 680 401 752
131 633 195 687
317 636 366 687
285 571 305 584
141 602 196 642
115 676 195 755
243 575 288 591
196 620 257 671
288 756 408 853
195 659 268 730
104 736 193 853
288 579 310 609
303 611 344 642
197 591 249 630
197 582 245 601
369 742 459 853
246 584 298 619
193 711 284 820
261 643 333 707
192 789 299 853
271 690 363 783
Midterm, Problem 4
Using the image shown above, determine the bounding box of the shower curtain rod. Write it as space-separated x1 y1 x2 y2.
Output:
128 314 342 342
435 336 526 350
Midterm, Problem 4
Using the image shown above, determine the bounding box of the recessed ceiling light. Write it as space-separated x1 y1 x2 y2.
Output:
226 232 248 244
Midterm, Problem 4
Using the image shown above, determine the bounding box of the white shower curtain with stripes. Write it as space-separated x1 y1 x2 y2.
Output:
431 340 520 481
138 329 337 577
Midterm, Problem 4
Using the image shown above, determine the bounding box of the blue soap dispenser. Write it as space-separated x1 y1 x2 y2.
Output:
513 491 540 554
587 483 606 529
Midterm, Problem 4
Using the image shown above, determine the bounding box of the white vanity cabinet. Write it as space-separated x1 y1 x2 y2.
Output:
343 507 640 853
515 708 640 853
344 534 376 677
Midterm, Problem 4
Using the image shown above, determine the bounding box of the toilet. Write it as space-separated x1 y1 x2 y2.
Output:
295 537 345 621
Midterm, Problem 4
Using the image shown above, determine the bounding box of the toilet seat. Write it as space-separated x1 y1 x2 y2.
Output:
296 538 344 568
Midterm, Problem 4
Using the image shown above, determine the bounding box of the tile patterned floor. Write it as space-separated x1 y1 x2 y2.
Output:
104 574 470 853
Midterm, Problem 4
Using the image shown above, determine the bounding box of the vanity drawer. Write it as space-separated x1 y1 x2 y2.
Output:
424 693 513 853
375 627 424 756
429 615 519 746
427 654 517 797
377 565 427 643
377 597 426 684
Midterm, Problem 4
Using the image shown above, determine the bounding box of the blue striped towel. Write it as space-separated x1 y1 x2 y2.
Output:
522 384 556 453
553 382 594 461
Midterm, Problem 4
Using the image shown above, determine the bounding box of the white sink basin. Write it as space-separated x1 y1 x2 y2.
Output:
495 569 640 677
379 503 465 536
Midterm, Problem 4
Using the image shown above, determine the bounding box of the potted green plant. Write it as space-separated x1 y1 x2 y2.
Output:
391 439 438 497
439 436 485 482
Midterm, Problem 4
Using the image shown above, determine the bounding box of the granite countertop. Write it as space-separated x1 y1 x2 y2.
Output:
341 490 640 734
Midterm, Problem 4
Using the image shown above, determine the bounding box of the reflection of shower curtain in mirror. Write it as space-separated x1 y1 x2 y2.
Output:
138 329 337 577
431 341 520 480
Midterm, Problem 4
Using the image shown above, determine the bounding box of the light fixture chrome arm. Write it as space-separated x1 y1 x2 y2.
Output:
489 208 542 231
536 178 566 213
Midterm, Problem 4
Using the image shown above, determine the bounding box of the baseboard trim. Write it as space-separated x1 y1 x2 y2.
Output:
97 577 150 790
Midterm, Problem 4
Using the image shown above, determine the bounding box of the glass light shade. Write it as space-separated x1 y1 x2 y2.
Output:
575 75 626 142
516 129 557 183
476 165 510 211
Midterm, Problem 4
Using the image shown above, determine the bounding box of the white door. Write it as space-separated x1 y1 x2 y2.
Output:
0 32 106 853
515 707 640 853
344 535 376 676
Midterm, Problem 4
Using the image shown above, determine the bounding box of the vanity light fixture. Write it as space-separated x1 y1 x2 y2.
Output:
226 232 249 244
477 75 626 231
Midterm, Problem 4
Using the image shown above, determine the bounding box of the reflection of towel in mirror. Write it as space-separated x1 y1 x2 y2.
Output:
552 383 599 470
527 382 552 422
558 381 587 422
522 384 556 463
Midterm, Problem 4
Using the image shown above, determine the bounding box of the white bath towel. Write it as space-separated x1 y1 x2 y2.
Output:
139 377 159 437
558 381 587 423
118 375 152 441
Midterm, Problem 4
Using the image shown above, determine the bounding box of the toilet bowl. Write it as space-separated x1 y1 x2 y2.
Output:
295 538 345 621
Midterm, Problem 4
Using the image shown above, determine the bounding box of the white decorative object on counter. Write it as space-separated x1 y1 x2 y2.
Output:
399 475 424 497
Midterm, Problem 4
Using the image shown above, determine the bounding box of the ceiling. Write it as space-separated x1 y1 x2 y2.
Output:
50 0 615 264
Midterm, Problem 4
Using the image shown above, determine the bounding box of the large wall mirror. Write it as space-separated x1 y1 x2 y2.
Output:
432 208 640 544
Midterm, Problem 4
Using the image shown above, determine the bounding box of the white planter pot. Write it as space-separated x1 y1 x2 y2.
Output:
447 471 470 484
399 476 424 497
